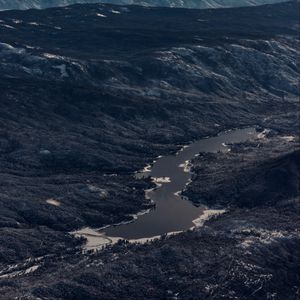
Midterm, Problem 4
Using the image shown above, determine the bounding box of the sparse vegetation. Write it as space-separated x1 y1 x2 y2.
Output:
0 2 299 299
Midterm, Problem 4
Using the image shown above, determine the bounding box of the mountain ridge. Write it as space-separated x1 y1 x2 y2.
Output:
0 0 289 11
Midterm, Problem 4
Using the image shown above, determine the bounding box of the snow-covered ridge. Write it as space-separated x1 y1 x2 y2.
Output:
0 0 288 11
0 36 298 97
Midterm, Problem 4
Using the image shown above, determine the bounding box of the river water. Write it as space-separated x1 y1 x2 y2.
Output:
73 127 257 249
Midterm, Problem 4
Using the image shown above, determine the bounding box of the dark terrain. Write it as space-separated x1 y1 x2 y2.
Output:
0 1 299 299
2 128 299 300
0 0 288 11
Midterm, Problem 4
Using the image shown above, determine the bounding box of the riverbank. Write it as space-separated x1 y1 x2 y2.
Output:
72 128 257 250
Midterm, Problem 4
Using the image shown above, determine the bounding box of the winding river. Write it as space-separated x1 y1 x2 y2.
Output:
73 127 257 250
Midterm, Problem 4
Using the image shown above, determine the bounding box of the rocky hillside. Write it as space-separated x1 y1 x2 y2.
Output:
2 122 299 300
185 138 300 208
0 2 299 299
0 0 298 260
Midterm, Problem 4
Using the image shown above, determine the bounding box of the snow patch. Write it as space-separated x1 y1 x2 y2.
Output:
43 53 64 60
12 19 22 24
257 129 271 139
0 24 15 29
0 264 40 279
280 135 296 142
46 199 61 207
178 160 191 172
239 228 292 249
192 209 226 227
96 13 107 18
28 22 40 26
87 185 108 198
153 177 171 183
71 227 119 251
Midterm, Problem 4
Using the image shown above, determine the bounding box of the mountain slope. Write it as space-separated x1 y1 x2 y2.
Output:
0 0 298 260
0 2 299 298
0 0 288 10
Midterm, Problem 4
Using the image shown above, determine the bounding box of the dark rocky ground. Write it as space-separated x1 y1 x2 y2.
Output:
184 131 300 209
0 1 299 299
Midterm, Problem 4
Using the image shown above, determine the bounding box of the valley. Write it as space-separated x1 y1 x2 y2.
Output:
0 1 299 299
